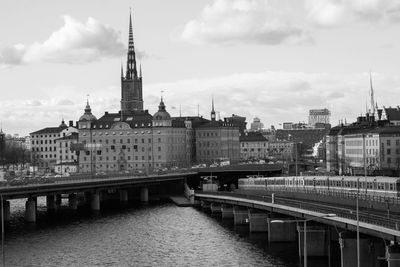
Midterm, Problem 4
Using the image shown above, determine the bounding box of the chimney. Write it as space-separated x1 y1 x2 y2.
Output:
69 120 73 127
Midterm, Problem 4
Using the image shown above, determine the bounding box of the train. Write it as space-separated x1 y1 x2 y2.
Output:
238 175 400 198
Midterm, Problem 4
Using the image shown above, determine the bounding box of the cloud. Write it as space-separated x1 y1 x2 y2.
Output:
177 0 311 45
25 100 43 107
305 0 400 27
57 99 75 106
145 71 400 128
0 15 140 66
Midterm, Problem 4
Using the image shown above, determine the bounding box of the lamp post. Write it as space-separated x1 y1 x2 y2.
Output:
350 181 360 267
271 213 336 267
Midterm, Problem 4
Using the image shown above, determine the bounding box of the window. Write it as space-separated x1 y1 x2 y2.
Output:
387 140 391 146
387 149 391 155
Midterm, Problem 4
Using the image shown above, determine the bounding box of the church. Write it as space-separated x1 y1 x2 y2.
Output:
77 12 240 174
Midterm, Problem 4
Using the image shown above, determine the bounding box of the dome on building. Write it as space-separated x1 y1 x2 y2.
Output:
79 100 97 121
153 97 171 121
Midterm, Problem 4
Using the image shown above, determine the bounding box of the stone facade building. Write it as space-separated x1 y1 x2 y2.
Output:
30 120 78 172
195 101 240 165
240 132 268 161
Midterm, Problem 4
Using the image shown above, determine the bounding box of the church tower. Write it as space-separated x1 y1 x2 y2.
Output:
121 11 143 114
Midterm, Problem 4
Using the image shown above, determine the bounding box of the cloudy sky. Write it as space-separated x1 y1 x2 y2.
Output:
1 0 400 136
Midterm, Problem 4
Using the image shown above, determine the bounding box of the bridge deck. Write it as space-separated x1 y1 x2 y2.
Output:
195 191 400 242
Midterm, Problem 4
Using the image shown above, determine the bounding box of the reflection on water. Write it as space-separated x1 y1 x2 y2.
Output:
2 198 337 266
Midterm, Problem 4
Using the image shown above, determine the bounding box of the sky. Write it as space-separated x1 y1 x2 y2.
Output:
1 0 400 136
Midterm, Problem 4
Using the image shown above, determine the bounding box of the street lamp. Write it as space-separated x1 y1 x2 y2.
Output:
350 181 361 267
271 213 336 267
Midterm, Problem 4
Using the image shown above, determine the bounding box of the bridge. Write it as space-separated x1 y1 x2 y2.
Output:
195 191 400 267
0 172 196 223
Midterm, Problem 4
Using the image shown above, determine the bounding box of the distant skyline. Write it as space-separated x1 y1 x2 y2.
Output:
1 0 400 135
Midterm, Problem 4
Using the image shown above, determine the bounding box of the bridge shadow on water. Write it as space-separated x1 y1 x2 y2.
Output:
205 211 342 267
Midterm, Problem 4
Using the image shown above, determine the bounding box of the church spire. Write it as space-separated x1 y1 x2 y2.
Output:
211 97 216 121
370 71 375 115
125 9 138 79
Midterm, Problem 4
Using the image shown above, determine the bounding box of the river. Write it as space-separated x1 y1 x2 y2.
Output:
2 198 337 266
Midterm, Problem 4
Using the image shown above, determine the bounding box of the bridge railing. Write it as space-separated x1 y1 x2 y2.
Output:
195 191 400 231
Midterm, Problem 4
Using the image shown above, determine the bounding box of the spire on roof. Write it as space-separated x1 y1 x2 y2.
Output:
125 9 137 79
370 71 375 115
211 97 216 121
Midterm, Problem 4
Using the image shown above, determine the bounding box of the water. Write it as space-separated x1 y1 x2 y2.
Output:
2 198 330 266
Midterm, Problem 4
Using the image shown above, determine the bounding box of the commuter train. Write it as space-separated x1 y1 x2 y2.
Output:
238 176 400 198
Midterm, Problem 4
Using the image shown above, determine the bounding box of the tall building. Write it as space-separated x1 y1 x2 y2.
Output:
121 12 143 114
308 108 330 126
250 117 264 132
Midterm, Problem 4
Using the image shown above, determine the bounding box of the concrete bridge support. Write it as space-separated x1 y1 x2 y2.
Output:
25 197 36 222
221 204 234 219
233 206 248 225
140 187 148 203
386 244 400 267
90 191 100 211
267 218 297 242
46 194 56 212
248 211 268 232
200 201 210 211
298 226 329 257
210 203 221 215
339 232 385 267
1 200 10 222
119 190 129 204
55 194 62 209
68 193 78 210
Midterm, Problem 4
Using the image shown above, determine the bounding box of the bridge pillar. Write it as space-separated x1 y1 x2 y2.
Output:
339 232 385 267
25 197 36 222
298 226 329 257
267 218 297 242
68 193 78 210
386 244 400 267
233 206 248 225
46 194 56 212
248 211 268 232
90 191 101 211
221 204 234 219
140 187 148 203
55 194 62 208
210 203 221 215
1 200 10 222
200 201 210 211
119 190 129 204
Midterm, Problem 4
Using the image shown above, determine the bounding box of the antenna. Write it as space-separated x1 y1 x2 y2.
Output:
197 104 199 117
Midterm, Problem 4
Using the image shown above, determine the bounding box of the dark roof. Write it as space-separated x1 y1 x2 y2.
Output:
329 125 400 136
30 125 68 135
198 119 238 129
172 116 210 128
240 132 267 142
382 107 400 121
90 110 153 129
